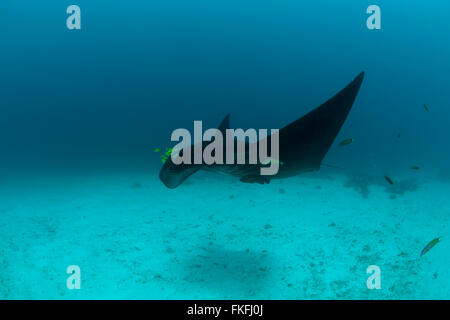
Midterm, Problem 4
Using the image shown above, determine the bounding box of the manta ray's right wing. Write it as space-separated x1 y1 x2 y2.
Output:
275 71 365 178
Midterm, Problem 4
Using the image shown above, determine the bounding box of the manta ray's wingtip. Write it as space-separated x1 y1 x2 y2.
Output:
346 71 365 93
355 71 365 82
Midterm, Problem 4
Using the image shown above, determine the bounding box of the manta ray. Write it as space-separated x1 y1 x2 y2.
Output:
159 71 365 189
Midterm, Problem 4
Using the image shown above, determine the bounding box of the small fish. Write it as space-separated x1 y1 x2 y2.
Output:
421 237 441 257
397 132 401 138
339 138 354 146
384 175 394 185
424 104 429 112
240 175 271 185
261 158 284 166
164 147 178 156
411 166 420 170
154 148 160 152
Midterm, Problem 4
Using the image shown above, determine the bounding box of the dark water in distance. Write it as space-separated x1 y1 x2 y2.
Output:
1 1 449 174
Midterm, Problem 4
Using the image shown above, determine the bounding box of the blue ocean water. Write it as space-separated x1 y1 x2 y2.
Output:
0 1 449 299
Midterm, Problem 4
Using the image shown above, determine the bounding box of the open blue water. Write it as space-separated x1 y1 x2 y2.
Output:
1 1 449 299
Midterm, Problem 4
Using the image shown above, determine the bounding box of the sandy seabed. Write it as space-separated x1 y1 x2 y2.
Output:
1 169 449 299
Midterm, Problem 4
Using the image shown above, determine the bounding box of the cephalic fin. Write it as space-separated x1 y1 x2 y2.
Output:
218 114 231 135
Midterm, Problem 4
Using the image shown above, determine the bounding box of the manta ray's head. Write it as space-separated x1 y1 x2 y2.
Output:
158 155 202 189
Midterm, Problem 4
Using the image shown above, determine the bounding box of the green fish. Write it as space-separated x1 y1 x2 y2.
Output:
421 237 441 257
339 138 354 146
164 147 178 156
156 146 178 163
260 158 284 166
384 175 394 185
424 104 429 112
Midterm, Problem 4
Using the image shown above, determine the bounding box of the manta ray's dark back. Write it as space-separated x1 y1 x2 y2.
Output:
275 71 365 178
159 71 365 188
